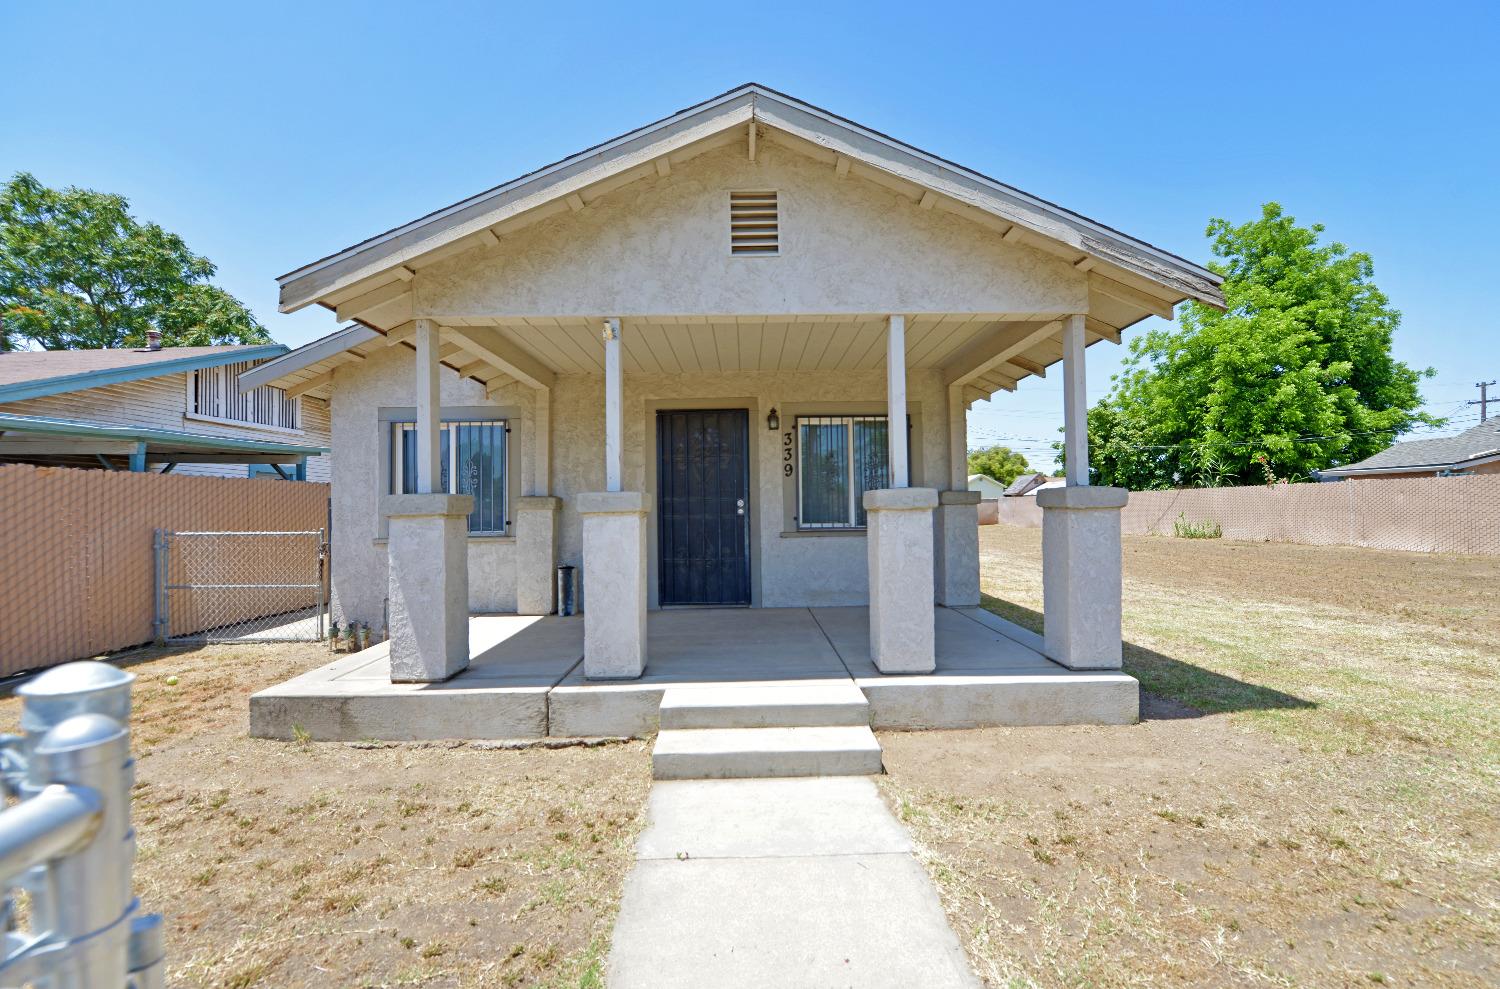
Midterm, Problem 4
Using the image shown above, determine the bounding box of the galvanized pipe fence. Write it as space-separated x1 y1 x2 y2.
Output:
0 662 162 988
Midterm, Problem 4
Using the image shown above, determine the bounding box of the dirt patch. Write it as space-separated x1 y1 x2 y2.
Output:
887 526 1500 988
1 644 652 989
882 715 1497 988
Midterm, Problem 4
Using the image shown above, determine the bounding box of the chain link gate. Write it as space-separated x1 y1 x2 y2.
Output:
153 529 327 644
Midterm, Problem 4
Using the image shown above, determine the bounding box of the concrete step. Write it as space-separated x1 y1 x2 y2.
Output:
658 683 870 730
652 726 884 780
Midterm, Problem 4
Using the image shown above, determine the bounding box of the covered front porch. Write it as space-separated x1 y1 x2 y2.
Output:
249 605 1137 741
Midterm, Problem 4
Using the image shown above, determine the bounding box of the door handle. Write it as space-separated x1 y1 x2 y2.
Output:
736 498 745 516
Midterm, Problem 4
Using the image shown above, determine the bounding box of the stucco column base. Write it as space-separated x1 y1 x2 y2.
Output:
935 489 981 607
383 494 473 683
864 487 939 674
578 491 651 680
515 496 561 615
1038 486 1128 670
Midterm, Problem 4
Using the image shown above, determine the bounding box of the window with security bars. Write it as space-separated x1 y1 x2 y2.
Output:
729 191 779 255
192 361 299 430
389 419 508 534
796 415 905 529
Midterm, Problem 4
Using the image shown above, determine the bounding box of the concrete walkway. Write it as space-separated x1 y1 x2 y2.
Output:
607 777 979 988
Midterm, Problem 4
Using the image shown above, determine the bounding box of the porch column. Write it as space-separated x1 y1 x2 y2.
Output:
580 317 648 678
1041 314 1127 670
935 382 981 606
384 318 471 682
867 314 937 674
515 387 557 615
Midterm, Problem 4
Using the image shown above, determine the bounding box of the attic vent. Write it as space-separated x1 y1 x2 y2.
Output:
730 191 779 256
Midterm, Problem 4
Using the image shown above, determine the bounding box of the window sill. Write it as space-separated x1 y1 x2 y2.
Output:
780 529 867 538
373 534 515 546
185 412 305 437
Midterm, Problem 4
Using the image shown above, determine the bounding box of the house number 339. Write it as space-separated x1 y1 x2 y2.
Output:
782 431 794 476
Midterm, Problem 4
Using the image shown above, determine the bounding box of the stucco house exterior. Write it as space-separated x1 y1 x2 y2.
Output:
0 341 329 478
243 84 1224 693
1317 420 1500 480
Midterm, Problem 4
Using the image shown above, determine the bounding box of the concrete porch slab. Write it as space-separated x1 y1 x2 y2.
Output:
248 614 581 741
820 607 1139 728
250 606 1138 741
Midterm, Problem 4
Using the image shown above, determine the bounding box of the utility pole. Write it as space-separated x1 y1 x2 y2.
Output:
1470 380 1497 422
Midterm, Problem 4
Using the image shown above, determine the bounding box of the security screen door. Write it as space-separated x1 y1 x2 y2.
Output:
656 409 751 606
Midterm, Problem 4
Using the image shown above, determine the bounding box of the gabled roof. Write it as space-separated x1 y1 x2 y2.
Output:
1002 471 1052 496
0 344 289 404
1319 421 1500 477
278 83 1224 314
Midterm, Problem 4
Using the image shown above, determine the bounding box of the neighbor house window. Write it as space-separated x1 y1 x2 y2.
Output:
389 419 507 534
796 415 896 529
192 361 300 430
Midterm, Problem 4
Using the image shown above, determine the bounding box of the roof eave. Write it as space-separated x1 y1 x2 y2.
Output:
0 412 327 456
0 345 289 404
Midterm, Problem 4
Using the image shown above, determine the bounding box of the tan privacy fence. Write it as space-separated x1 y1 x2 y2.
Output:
0 465 329 676
996 473 1500 555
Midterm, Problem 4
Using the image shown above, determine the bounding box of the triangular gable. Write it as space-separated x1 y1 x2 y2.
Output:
278 84 1223 315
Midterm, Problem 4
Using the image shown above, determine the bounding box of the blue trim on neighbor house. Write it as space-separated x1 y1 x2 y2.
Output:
0 411 327 456
0 344 289 404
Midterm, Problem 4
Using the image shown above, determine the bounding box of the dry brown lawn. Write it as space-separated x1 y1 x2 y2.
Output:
0 644 652 989
882 525 1500 989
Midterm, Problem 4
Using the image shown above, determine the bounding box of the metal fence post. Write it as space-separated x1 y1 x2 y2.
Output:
151 530 166 647
0 661 162 988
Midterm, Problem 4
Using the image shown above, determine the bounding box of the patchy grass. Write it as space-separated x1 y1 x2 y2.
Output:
0 643 652 989
882 525 1499 988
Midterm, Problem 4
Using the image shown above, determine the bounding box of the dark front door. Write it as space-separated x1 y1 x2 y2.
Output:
657 409 751 606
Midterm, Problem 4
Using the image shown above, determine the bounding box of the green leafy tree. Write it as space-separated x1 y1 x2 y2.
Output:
1075 203 1436 488
967 444 1031 487
0 172 269 350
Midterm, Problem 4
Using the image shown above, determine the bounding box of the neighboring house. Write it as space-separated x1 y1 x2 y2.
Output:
967 473 1007 499
1318 420 1500 480
242 83 1223 683
1001 472 1052 497
0 341 330 479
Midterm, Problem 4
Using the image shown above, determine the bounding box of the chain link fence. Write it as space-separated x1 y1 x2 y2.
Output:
156 529 327 643
0 465 330 676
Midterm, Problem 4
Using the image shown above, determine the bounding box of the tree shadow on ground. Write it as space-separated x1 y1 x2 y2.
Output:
980 593 1315 720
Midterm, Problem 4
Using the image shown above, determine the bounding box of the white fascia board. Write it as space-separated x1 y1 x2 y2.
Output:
278 93 757 311
751 96 1221 305
237 324 381 392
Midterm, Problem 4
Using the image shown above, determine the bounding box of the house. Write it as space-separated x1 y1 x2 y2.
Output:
243 83 1223 740
966 473 1007 500
1317 420 1500 480
1001 471 1052 497
0 338 330 478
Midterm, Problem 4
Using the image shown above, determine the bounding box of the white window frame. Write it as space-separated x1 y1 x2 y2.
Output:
187 361 301 433
795 414 891 531
389 418 508 535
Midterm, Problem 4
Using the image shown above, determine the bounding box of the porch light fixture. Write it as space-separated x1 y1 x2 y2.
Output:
767 408 780 431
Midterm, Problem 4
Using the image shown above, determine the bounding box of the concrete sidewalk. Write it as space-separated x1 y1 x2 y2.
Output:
607 777 979 988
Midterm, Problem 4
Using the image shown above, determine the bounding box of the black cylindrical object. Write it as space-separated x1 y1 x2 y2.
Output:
555 565 577 616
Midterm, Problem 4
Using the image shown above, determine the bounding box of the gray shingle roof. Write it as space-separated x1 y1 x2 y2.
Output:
1322 421 1500 475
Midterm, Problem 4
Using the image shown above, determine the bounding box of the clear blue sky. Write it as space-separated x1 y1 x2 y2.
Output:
4 1 1497 469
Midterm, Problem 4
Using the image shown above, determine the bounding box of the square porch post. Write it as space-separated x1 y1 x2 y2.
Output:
515 386 559 615
1041 314 1127 670
935 382 981 607
866 314 938 674
580 317 649 678
383 318 471 682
